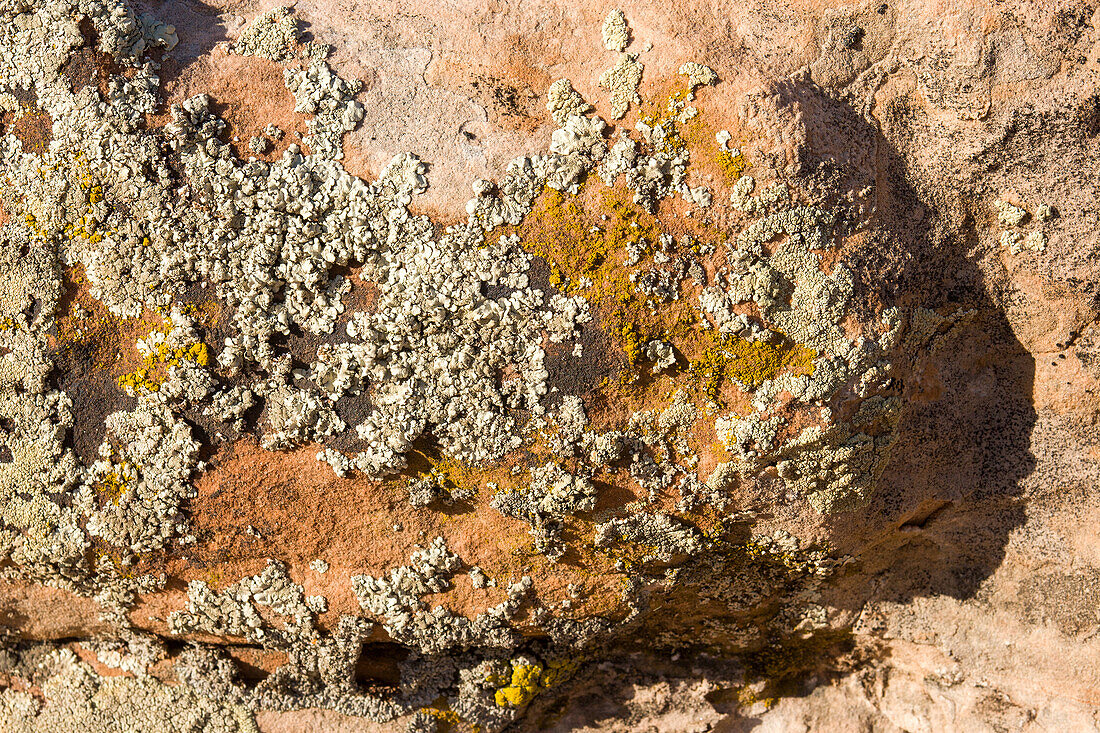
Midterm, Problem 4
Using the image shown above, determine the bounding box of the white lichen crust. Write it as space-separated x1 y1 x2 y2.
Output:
0 649 257 732
599 53 644 120
0 1 920 729
601 9 630 52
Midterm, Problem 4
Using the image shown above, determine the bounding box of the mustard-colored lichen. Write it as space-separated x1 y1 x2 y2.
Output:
539 657 580 688
116 318 210 395
417 705 473 731
689 332 815 401
93 461 137 505
492 657 580 709
716 147 747 183
511 182 681 369
494 662 543 708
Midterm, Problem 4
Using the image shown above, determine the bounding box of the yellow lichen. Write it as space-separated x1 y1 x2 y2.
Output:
92 548 137 579
510 182 679 369
517 183 656 302
417 705 470 730
115 318 210 395
91 459 140 510
594 540 646 573
491 658 577 709
20 153 119 246
612 321 644 365
494 662 543 708
689 332 816 401
735 685 777 710
716 147 747 182
116 367 159 393
22 212 48 241
637 93 690 156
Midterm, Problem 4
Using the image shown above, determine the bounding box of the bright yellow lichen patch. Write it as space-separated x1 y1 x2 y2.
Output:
116 317 210 395
689 332 815 401
518 182 658 302
736 685 778 711
494 662 543 708
741 536 832 575
509 181 697 373
716 147 748 182
611 320 644 365
539 657 580 687
93 461 137 505
501 88 765 406
592 535 658 573
648 82 752 188
417 705 474 731
178 299 222 330
63 214 109 245
21 212 49 241
492 657 580 709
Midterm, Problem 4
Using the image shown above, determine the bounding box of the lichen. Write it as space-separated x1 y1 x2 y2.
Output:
678 62 718 91
0 648 258 732
601 10 630 52
689 331 816 400
116 311 210 395
0 2 917 728
599 53 644 120
546 78 593 127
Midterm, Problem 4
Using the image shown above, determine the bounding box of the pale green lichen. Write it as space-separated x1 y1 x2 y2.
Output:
601 9 630 52
679 62 718 91
0 2 919 728
995 199 1027 227
599 53 644 120
0 649 258 732
232 6 302 62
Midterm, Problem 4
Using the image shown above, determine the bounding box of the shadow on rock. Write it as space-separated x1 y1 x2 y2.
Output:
729 71 1037 724
535 73 1038 732
137 0 230 78
783 72 1038 605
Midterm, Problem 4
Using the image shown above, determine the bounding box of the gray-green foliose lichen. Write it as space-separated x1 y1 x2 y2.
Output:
0 1 921 729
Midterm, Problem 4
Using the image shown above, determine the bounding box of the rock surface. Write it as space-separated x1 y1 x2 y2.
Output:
0 0 1099 731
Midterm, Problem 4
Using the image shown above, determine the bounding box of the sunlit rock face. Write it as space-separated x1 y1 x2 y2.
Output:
0 0 1097 730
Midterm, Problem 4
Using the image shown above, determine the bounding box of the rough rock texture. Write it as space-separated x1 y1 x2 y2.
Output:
2 0 1100 730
